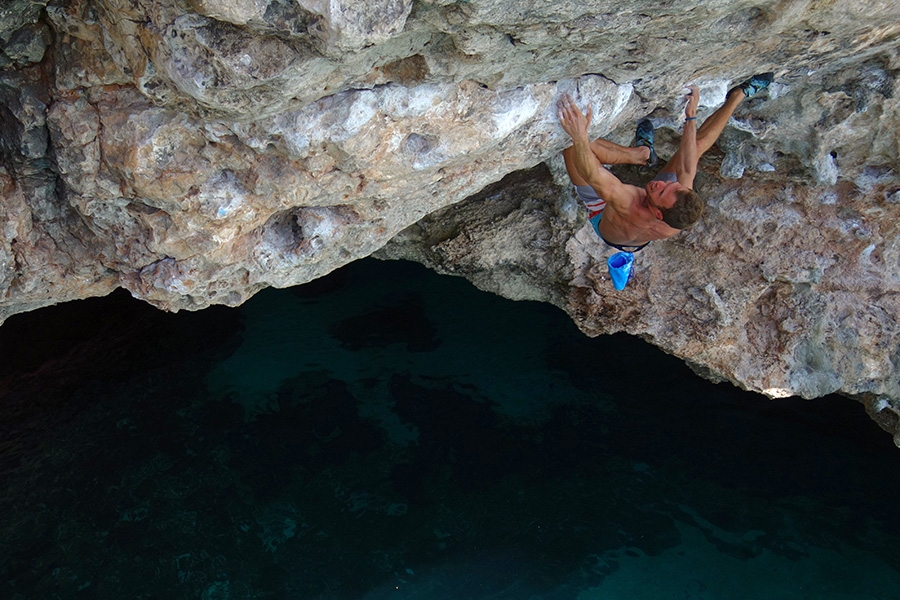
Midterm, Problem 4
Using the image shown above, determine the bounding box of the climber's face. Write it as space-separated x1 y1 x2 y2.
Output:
646 178 685 219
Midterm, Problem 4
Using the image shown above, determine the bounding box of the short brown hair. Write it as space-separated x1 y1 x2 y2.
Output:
661 189 704 229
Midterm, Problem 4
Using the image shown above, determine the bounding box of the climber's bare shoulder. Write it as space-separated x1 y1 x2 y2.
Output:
594 177 643 214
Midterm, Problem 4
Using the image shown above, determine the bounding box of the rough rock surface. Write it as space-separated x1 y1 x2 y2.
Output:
1 0 900 443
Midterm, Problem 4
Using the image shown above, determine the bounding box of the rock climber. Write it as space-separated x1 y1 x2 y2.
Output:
557 74 773 252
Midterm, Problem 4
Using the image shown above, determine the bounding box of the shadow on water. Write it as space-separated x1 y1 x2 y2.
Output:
1 258 899 599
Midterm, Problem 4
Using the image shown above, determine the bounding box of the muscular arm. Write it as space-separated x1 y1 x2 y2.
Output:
669 86 700 188
557 94 633 205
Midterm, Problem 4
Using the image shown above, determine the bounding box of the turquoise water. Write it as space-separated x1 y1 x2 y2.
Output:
1 258 899 599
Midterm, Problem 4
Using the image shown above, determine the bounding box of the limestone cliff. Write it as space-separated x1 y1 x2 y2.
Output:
1 0 899 443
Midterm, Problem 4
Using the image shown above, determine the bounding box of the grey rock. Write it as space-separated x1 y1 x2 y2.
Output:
4 22 50 64
0 0 48 42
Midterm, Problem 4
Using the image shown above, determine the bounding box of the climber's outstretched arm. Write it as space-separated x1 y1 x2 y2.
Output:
557 94 635 207
661 86 700 188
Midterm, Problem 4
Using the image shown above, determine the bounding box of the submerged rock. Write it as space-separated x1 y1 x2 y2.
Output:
1 0 899 442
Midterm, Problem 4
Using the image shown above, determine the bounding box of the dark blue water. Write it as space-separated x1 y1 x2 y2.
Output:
2 258 899 600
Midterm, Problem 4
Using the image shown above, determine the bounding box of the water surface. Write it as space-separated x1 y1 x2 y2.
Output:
1 258 898 599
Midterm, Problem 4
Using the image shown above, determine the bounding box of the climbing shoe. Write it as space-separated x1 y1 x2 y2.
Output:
736 72 774 97
634 118 658 170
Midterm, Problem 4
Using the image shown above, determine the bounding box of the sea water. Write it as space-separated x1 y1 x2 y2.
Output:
1 258 898 599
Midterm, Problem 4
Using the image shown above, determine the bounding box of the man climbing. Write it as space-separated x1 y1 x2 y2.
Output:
558 74 773 252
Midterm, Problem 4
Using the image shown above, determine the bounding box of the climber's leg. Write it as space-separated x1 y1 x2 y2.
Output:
563 139 649 186
695 72 774 156
693 88 745 156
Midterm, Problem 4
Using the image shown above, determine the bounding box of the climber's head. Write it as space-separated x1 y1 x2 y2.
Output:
646 178 704 229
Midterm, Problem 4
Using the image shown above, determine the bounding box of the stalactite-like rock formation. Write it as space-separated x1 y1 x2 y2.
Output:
1 0 899 443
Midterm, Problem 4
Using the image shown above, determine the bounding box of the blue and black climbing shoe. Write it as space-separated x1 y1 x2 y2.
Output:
736 72 774 97
634 118 658 171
